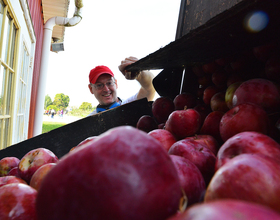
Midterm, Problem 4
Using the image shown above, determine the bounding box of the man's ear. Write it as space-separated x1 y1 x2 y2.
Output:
115 79 118 89
88 84 94 94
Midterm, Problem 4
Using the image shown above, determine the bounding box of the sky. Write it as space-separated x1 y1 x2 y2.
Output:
45 0 182 108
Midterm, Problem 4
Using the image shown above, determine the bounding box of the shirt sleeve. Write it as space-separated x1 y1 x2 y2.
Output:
87 109 97 116
121 93 138 105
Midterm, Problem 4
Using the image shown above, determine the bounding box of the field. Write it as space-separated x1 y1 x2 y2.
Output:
42 121 67 133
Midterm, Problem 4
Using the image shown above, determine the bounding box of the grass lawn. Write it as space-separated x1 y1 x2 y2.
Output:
42 121 67 133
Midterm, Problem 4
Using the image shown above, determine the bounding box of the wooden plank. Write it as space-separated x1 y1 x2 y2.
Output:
125 0 280 72
0 98 152 160
176 0 243 39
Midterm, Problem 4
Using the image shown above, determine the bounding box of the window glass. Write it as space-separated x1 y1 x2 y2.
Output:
15 114 23 143
15 44 29 143
3 118 8 147
4 13 11 63
0 66 4 115
9 23 16 68
5 69 11 115
0 0 4 37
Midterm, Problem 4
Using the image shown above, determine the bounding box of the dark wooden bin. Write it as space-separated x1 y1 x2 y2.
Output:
0 98 153 159
126 0 280 99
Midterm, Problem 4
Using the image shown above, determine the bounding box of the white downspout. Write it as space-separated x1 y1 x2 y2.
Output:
33 0 83 137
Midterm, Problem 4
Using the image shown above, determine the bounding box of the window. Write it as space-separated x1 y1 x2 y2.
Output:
0 0 19 149
15 43 29 143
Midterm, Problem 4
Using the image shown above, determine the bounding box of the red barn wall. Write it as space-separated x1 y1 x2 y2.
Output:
27 0 44 138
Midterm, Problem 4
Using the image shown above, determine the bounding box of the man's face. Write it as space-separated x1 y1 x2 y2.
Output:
88 74 118 106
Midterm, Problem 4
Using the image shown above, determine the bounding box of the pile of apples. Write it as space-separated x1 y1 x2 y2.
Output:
136 41 280 218
0 148 58 219
1 41 280 219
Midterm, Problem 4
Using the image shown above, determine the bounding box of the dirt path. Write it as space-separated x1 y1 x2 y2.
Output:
43 114 83 124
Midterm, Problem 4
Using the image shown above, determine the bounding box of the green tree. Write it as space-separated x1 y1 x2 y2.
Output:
47 105 59 112
53 93 70 110
79 102 93 110
44 95 52 109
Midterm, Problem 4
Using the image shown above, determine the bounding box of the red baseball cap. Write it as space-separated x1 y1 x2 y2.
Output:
89 65 114 84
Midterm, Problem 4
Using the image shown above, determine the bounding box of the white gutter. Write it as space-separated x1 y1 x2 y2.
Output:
33 0 83 137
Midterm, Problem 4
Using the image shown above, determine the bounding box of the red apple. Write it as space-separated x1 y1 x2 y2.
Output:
215 56 232 66
267 111 280 139
205 154 280 213
30 163 56 191
148 129 177 152
196 86 205 100
202 61 220 74
70 136 98 152
136 115 158 133
18 148 59 183
158 123 165 129
210 91 229 113
36 126 182 220
192 65 205 77
173 93 196 110
7 167 21 178
265 55 280 83
230 55 249 71
211 69 228 89
219 103 269 142
165 109 202 140
193 103 212 122
199 111 224 145
0 183 37 219
232 78 280 113
170 155 206 206
253 41 279 63
216 131 280 170
0 157 20 177
185 134 220 156
203 85 220 105
167 199 280 220
152 97 175 124
226 73 244 87
197 75 212 87
225 81 242 109
77 136 98 147
168 139 216 185
0 176 27 188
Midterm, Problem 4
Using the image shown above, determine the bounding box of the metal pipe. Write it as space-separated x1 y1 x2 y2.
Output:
33 0 83 137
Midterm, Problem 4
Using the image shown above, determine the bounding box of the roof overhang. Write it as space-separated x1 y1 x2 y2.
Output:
41 0 70 43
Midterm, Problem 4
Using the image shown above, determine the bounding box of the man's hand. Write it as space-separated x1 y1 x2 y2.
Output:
118 56 156 101
118 56 140 80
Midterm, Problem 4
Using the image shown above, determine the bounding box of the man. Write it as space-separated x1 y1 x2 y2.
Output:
88 56 156 116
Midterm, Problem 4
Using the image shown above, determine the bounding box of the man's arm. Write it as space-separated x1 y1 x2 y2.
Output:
118 56 156 101
135 70 156 101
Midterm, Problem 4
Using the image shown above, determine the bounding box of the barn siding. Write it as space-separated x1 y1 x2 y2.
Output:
27 0 44 138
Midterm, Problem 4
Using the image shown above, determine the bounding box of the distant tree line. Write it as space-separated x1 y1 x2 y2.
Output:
44 93 70 112
44 94 94 112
